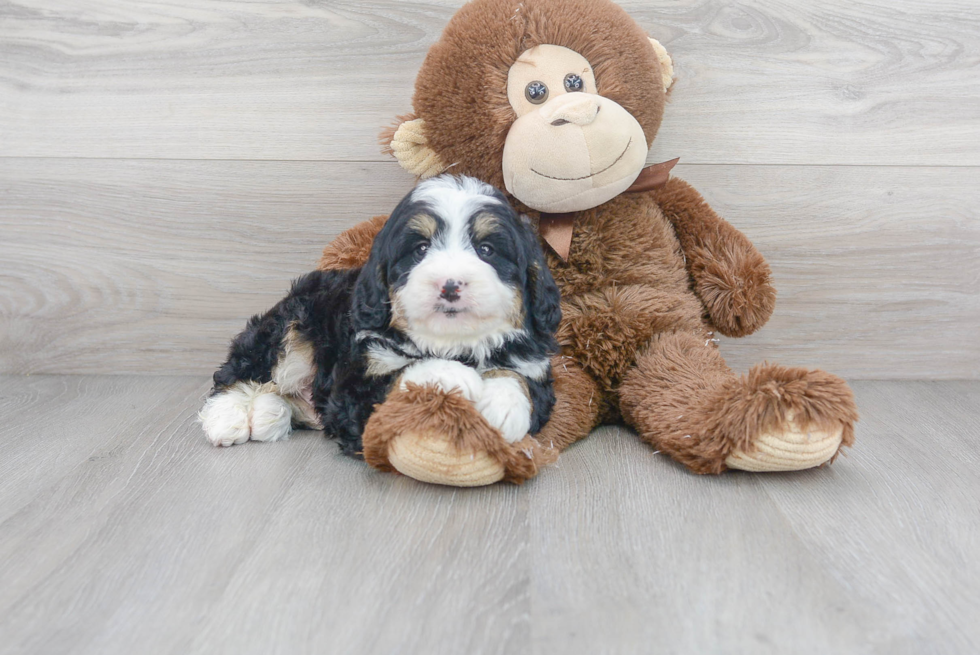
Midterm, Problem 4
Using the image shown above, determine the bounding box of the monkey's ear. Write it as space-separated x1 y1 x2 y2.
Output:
380 115 447 179
648 37 675 92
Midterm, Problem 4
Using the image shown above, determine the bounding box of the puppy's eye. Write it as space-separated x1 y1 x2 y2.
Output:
477 244 494 258
414 242 429 258
525 81 548 104
564 73 584 92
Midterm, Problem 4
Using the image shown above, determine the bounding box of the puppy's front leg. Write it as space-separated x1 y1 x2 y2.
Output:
475 371 532 444
200 381 294 447
398 359 485 402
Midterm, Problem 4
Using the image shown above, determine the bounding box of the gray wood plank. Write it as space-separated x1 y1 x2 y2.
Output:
1 377 978 654
0 375 201 525
527 381 980 655
186 464 530 655
1 0 977 165
2 159 977 378
0 375 529 655
759 381 980 654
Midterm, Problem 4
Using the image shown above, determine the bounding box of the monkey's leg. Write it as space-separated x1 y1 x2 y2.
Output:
535 354 603 452
361 353 602 486
618 331 857 474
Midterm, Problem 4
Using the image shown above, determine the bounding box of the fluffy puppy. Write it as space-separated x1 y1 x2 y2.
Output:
200 175 561 457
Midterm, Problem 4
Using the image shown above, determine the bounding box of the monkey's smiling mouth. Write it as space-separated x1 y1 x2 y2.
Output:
530 138 632 181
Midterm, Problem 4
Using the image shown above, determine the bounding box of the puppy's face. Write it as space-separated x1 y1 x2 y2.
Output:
390 177 524 348
355 175 556 357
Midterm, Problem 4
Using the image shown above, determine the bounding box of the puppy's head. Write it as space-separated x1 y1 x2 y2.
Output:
353 175 560 356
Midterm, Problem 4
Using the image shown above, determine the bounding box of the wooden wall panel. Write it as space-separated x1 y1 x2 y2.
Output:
1 0 977 377
1 159 976 378
0 0 977 165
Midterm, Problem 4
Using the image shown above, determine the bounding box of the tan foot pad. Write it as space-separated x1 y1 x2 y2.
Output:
725 422 844 472
388 433 506 487
361 384 556 486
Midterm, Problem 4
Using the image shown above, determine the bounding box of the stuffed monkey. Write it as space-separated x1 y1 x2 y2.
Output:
320 0 858 485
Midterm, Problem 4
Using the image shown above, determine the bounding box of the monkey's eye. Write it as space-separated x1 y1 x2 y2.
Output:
564 73 584 92
414 242 429 258
477 243 494 258
525 81 548 104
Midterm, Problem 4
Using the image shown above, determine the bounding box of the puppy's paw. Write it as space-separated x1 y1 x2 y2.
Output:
399 359 484 402
199 382 293 447
200 386 253 447
476 377 531 443
249 392 293 442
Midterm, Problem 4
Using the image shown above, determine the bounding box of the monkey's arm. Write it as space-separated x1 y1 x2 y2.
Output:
651 177 776 338
318 215 388 271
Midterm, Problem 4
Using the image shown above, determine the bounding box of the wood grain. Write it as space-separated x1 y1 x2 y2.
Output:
2 159 977 378
527 380 980 654
0 376 977 653
0 375 529 655
0 0 977 165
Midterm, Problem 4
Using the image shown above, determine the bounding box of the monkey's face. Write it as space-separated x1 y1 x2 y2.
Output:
501 45 649 213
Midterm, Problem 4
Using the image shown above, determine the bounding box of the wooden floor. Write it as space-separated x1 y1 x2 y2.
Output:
0 376 977 654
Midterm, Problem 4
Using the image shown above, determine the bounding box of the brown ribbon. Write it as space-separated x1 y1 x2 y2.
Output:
538 158 679 261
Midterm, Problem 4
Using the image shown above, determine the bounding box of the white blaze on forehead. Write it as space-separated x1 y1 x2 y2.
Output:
411 175 503 249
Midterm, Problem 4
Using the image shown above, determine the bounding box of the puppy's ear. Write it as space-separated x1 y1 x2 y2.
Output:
352 188 422 332
520 219 562 341
351 243 391 333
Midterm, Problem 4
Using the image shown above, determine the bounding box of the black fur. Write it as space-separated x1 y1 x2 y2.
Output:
210 177 562 456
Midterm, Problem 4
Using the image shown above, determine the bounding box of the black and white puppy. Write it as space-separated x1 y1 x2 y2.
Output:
200 175 561 456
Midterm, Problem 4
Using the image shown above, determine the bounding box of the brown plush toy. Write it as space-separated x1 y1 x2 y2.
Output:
319 0 858 485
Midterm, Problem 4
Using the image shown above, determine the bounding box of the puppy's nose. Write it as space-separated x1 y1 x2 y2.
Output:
540 93 601 126
439 279 461 303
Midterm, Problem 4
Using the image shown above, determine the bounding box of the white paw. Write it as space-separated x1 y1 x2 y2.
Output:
200 386 252 447
249 392 293 442
475 377 531 443
199 382 293 447
399 359 485 402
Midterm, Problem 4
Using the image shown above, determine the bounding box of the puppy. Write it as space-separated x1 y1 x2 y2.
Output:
200 175 562 456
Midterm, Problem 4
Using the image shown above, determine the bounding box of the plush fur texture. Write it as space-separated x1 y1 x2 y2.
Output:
362 383 558 485
402 0 666 191
318 0 858 479
207 176 562 458
319 214 387 271
651 177 777 338
619 333 858 474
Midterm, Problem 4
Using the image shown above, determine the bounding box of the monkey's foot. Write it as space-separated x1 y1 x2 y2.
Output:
362 383 557 486
723 366 858 473
725 413 845 472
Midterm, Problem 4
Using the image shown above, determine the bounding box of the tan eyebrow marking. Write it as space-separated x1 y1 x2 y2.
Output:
472 212 501 240
407 213 438 239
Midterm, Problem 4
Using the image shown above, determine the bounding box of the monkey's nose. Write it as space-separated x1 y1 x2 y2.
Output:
540 93 601 126
439 279 461 303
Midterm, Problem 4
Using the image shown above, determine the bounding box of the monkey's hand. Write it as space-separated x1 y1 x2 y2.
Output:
556 285 704 388
651 177 776 337
360 382 551 487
